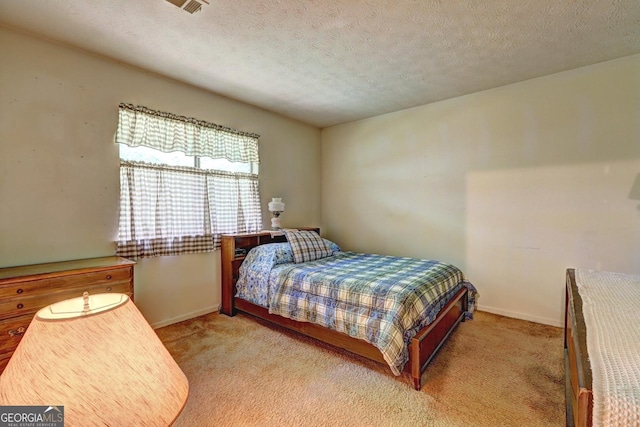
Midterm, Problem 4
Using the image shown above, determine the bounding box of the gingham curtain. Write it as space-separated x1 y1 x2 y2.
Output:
116 105 262 259
117 103 260 162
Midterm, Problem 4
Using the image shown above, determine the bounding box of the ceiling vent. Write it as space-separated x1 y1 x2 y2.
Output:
166 0 209 14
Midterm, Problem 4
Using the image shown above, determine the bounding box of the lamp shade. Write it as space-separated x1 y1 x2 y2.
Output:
0 293 189 426
268 197 285 212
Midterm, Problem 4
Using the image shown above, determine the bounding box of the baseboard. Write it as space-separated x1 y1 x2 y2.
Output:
477 305 563 328
151 304 220 329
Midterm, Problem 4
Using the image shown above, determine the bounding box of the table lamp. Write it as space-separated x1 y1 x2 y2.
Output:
0 292 189 426
268 197 285 229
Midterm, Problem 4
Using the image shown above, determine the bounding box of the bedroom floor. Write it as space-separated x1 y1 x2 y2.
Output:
157 310 564 427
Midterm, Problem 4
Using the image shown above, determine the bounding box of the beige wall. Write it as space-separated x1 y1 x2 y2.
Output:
322 54 640 326
0 26 321 327
3 24 639 329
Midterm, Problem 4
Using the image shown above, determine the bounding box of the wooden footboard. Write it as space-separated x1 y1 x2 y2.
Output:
409 287 467 389
220 231 469 390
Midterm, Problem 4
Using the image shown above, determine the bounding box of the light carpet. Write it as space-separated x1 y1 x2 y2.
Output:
157 310 564 427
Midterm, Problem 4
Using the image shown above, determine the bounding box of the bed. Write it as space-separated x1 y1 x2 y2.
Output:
564 268 640 426
221 228 476 390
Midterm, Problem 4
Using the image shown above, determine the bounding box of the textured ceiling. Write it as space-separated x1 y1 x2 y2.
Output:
1 0 640 127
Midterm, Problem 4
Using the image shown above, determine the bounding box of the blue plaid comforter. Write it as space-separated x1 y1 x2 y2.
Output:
267 252 476 376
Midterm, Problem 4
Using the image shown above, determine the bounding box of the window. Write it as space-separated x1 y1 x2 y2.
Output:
115 104 263 259
119 144 258 174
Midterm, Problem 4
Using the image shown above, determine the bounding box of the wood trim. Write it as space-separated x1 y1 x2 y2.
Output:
0 256 135 282
564 268 593 427
220 229 469 390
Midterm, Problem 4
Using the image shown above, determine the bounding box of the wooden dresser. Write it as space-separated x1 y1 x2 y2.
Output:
220 228 319 316
0 256 135 372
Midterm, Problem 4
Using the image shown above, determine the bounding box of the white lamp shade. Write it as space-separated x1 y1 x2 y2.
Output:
268 197 285 212
0 294 189 426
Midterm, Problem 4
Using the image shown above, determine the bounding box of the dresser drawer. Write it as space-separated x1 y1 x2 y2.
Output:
0 281 132 320
0 314 33 356
0 267 131 301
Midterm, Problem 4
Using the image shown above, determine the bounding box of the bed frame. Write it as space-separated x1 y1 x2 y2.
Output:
564 268 593 427
220 229 469 390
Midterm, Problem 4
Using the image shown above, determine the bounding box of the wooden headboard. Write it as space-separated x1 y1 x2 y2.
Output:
220 228 320 316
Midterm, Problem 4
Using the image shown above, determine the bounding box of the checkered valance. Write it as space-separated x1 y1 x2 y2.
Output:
116 103 259 164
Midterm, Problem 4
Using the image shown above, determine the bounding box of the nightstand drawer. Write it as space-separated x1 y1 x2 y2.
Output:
0 267 131 300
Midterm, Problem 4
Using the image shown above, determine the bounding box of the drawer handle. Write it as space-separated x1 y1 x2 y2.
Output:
106 287 112 292
16 288 23 294
106 275 112 280
8 327 26 337
16 303 24 309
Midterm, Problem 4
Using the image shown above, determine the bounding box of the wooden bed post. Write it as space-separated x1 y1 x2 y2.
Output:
220 235 237 316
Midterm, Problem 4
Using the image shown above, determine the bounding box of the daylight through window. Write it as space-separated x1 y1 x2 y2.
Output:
115 104 262 259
